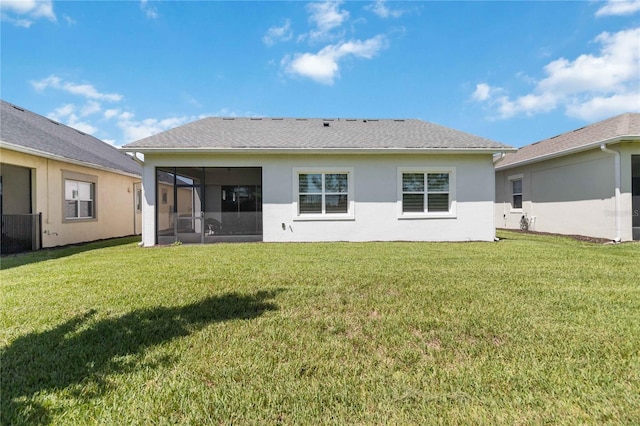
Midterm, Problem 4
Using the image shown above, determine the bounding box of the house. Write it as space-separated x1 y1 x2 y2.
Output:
121 117 515 245
0 100 143 254
495 113 640 242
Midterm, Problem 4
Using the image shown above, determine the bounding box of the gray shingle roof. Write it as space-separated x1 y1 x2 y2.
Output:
1 100 141 176
122 117 513 152
497 113 640 170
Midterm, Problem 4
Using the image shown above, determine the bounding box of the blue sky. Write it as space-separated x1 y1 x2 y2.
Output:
1 0 639 147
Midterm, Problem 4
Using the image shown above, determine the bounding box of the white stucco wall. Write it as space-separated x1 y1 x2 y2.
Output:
495 142 640 241
141 153 498 245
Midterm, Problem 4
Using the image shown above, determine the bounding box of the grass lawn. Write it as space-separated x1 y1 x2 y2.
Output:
1 231 639 425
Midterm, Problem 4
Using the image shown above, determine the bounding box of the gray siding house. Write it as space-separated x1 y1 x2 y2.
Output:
495 113 640 241
122 117 515 245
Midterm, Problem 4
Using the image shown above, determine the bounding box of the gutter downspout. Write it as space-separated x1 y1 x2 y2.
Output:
125 151 144 166
493 153 507 229
600 144 621 243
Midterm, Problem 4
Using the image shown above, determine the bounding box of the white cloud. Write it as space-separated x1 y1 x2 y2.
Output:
80 101 102 117
308 1 349 32
117 113 191 143
473 27 640 121
46 103 98 135
67 118 98 135
566 92 640 121
366 0 404 19
472 83 491 101
596 0 640 16
537 29 640 96
305 1 349 42
263 19 293 46
63 14 76 26
1 0 56 27
31 75 124 102
140 0 158 19
104 108 121 120
47 104 76 122
283 35 387 85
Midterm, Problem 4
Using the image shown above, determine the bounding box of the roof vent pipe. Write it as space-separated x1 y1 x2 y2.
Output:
600 144 621 243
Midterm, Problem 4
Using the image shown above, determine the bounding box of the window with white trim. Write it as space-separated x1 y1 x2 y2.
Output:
294 168 354 219
398 167 456 218
512 179 523 209
508 174 523 211
65 179 94 219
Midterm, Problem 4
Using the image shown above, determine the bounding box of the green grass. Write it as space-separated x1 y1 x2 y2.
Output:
1 231 639 425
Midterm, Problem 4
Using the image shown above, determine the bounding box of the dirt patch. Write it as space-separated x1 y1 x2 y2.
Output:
497 229 613 244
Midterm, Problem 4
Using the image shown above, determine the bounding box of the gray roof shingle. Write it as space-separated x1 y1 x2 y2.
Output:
1 100 141 176
122 117 513 152
497 113 640 170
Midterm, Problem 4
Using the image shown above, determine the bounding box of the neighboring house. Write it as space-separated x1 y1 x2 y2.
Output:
121 117 514 245
0 100 142 254
495 113 640 242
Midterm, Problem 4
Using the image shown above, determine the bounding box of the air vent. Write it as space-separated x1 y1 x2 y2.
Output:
323 122 330 127
394 119 405 122
250 118 262 121
49 120 60 125
12 105 25 112
222 118 235 121
76 130 86 135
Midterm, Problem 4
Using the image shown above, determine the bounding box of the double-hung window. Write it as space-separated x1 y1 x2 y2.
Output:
512 179 523 209
398 167 456 218
294 168 354 220
508 174 523 211
65 179 94 219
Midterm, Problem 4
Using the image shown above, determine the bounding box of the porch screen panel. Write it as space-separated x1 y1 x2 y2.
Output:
156 168 176 238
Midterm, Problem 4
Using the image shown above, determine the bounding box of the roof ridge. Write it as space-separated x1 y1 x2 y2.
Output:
204 116 418 122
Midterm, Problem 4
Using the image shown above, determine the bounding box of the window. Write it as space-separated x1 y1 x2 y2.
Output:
508 174 523 211
294 168 354 220
512 179 523 209
136 188 142 212
398 167 456 218
65 180 94 219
